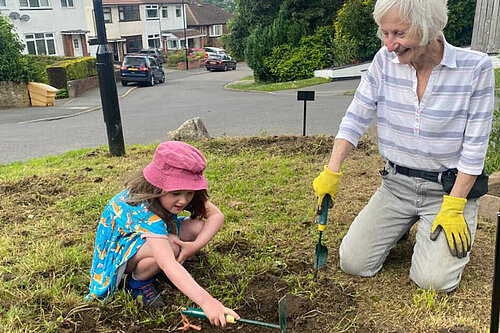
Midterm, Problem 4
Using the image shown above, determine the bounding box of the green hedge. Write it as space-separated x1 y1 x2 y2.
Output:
333 0 379 66
46 57 96 88
265 26 335 82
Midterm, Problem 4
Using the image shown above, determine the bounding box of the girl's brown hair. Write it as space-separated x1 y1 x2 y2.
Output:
125 171 209 233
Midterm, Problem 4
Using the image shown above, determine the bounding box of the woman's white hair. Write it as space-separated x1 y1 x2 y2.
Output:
373 0 448 45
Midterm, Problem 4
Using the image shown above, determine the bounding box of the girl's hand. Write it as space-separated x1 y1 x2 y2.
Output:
174 239 200 264
200 297 240 327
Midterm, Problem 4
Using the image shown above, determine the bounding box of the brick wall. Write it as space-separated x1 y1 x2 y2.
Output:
177 58 204 70
66 71 121 98
0 81 29 109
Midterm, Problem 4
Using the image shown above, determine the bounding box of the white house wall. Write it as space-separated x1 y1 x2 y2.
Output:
2 0 88 56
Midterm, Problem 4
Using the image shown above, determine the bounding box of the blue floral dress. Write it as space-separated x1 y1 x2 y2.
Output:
87 190 184 299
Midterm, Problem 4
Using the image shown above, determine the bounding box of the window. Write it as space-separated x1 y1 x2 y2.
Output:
200 26 206 35
0 0 6 7
103 7 111 23
145 5 158 19
60 0 73 7
209 24 222 37
20 0 50 8
25 33 56 55
119 5 140 22
167 39 177 49
148 34 160 49
161 6 167 18
73 38 79 49
175 4 181 17
125 35 142 53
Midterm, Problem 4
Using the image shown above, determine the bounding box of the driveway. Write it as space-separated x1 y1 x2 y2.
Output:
0 63 359 164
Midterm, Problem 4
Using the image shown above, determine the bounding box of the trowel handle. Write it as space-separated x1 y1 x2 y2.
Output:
181 307 237 323
317 194 331 231
181 307 281 330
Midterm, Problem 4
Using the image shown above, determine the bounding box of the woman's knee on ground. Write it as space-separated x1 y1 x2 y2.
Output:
339 242 381 277
410 269 460 293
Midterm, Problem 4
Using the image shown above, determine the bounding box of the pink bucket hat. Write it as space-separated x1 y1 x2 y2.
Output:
143 141 208 192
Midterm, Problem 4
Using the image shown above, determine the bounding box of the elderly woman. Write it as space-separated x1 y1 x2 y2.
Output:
313 0 494 292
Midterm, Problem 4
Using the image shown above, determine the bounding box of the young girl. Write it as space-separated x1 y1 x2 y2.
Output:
87 141 239 327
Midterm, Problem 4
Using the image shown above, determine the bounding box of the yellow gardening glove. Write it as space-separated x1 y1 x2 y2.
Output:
313 165 341 212
430 195 471 259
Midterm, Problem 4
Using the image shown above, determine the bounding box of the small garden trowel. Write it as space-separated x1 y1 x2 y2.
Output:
314 194 332 270
181 295 287 332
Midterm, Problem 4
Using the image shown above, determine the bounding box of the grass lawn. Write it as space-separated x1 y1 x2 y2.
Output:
225 77 332 92
495 68 500 97
0 136 496 332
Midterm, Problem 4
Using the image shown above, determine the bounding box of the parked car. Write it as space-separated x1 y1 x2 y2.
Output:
188 48 206 59
205 54 237 71
120 55 165 86
139 48 165 64
202 47 227 58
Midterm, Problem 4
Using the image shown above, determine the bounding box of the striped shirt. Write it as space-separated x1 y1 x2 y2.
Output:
336 35 495 175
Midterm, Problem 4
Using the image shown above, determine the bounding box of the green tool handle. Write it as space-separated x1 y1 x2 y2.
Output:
181 307 281 330
317 194 331 231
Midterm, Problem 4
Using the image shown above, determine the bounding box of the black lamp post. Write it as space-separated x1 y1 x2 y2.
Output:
93 0 125 156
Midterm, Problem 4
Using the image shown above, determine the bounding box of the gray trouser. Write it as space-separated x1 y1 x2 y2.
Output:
339 163 478 292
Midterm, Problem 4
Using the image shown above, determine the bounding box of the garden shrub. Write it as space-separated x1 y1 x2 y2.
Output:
246 6 306 82
246 25 275 82
266 26 335 82
166 50 187 67
56 88 68 99
26 55 74 84
46 57 96 88
333 0 379 65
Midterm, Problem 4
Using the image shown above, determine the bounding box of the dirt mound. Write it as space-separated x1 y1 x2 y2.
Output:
198 135 337 157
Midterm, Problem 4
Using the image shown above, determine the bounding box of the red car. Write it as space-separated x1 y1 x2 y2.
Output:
205 54 237 71
188 48 206 59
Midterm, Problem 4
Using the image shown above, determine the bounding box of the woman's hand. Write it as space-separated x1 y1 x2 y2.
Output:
200 297 240 327
174 239 200 264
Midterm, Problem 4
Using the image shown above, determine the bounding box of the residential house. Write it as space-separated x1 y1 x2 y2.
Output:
84 0 204 61
185 1 233 48
1 0 89 57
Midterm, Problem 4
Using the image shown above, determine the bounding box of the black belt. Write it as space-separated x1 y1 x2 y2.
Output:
388 161 442 183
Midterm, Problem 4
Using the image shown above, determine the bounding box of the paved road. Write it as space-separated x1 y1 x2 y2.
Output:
0 63 360 164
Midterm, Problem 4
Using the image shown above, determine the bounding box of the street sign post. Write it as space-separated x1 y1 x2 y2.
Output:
297 91 315 136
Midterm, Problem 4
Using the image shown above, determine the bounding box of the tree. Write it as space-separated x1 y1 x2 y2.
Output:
198 0 235 12
0 14 40 82
444 0 476 46
224 0 284 60
333 0 379 65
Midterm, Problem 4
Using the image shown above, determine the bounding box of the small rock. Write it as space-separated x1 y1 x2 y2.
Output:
2 274 16 282
478 194 500 222
166 117 210 142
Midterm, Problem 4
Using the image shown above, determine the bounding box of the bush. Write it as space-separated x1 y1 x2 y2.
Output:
246 6 307 82
266 26 335 82
444 0 476 47
25 55 74 84
56 88 68 99
165 50 187 67
46 57 96 88
333 0 379 65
